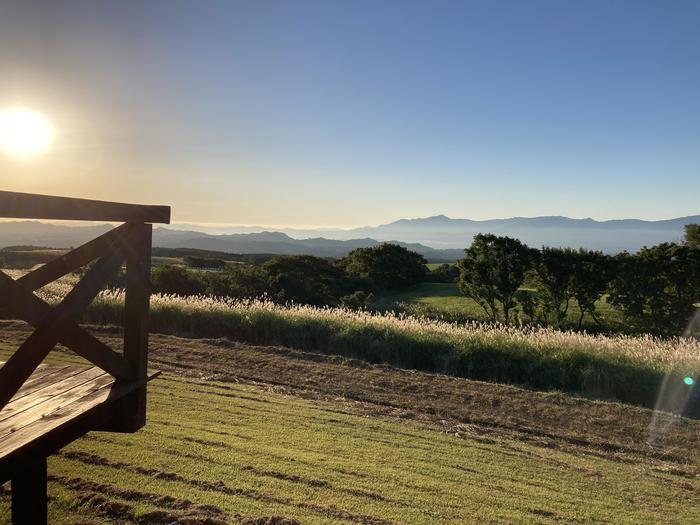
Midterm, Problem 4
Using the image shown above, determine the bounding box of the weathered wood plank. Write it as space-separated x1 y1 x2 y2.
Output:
0 372 154 461
0 366 106 424
0 373 114 440
9 364 85 403
11 364 74 399
0 190 170 224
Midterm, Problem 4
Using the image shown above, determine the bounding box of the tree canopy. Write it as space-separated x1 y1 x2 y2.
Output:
458 234 531 324
340 244 427 290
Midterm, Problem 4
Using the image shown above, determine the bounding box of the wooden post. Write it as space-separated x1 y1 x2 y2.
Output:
11 457 47 525
109 222 152 432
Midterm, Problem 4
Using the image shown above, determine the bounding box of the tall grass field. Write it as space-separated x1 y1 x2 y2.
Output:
15 270 698 410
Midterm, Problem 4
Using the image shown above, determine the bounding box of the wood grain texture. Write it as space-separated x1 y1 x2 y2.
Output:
0 190 170 223
0 361 158 481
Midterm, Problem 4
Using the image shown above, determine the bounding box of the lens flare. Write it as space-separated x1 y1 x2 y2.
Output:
684 376 695 386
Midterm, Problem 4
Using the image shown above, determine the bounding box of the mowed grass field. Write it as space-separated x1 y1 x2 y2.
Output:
1 334 699 524
379 282 624 329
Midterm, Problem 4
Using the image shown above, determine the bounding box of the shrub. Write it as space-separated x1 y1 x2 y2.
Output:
151 265 208 296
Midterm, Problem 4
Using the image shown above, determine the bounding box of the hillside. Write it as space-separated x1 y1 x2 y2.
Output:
1 325 698 524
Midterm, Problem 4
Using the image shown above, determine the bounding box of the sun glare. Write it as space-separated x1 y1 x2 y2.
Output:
0 107 55 159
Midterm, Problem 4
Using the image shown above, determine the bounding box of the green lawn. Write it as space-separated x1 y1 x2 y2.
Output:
425 262 455 271
1 344 697 524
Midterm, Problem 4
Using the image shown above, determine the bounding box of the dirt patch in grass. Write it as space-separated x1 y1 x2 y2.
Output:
52 474 230 524
60 450 397 525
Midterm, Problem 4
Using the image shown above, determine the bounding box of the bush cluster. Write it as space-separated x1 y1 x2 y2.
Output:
152 243 427 307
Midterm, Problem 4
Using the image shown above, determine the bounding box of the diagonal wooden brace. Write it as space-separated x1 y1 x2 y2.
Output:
17 224 130 292
0 249 127 410
0 272 130 380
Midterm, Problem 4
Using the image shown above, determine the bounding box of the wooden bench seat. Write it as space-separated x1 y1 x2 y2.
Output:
0 361 158 483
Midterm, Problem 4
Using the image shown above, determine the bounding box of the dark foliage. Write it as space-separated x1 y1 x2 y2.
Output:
426 263 459 283
571 249 612 330
184 255 226 269
340 244 427 290
207 264 269 299
152 265 208 296
608 243 700 336
684 223 700 249
262 255 350 306
532 247 576 327
458 234 532 324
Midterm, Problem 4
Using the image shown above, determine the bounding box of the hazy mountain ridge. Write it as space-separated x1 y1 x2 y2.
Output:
151 228 463 261
1 213 698 260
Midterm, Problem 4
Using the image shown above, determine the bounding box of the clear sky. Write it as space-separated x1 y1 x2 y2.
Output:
1 1 699 226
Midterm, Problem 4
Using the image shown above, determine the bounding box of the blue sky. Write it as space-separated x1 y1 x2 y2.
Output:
1 1 699 225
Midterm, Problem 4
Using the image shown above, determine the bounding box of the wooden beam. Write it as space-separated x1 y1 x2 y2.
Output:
120 223 152 432
0 190 170 224
11 456 47 525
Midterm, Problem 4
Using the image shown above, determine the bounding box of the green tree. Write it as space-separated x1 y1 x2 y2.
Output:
608 243 700 335
207 264 269 299
458 234 532 324
151 265 208 296
263 255 348 306
684 223 700 249
425 263 459 283
570 249 612 330
340 244 427 290
533 247 575 327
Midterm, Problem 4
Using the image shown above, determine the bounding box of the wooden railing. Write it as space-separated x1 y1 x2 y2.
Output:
0 190 170 426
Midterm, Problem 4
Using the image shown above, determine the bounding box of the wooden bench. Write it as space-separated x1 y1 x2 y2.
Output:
0 190 170 524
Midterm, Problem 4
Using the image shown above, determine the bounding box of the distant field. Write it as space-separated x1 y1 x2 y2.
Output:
0 247 67 269
425 262 455 270
151 255 186 267
377 282 625 331
1 333 698 524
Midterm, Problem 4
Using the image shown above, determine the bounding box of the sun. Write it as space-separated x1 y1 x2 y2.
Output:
0 107 55 159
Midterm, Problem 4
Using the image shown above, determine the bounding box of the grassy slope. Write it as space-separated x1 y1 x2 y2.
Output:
1 339 698 524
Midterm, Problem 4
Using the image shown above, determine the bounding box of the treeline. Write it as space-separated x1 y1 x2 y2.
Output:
151 244 427 309
147 224 699 337
459 224 700 336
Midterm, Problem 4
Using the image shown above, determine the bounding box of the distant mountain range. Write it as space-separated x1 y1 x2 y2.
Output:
327 214 700 252
1 213 698 261
152 227 463 261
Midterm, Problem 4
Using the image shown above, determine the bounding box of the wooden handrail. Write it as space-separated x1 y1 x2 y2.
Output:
0 190 170 224
0 191 166 524
0 191 167 412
